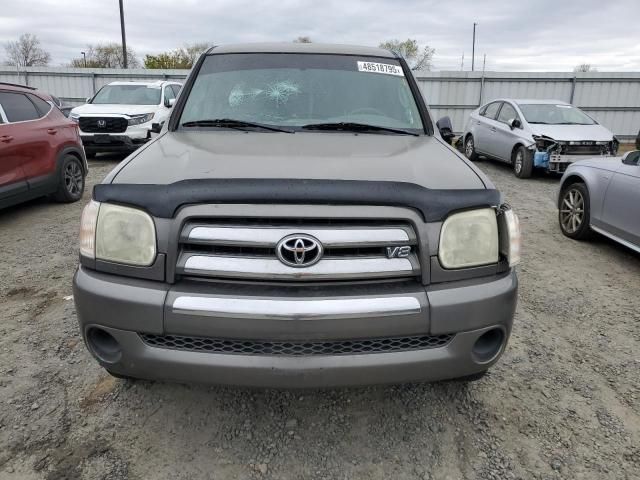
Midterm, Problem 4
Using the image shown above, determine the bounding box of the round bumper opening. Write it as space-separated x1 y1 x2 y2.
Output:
472 328 505 364
86 327 122 364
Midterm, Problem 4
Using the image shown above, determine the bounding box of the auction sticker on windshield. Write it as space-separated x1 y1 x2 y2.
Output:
357 61 404 76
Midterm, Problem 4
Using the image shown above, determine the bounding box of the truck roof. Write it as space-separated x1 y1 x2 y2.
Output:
208 42 396 59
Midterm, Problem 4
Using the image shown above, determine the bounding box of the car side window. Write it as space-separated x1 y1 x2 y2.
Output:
481 102 501 120
0 91 41 122
164 86 176 105
28 94 52 117
497 103 519 124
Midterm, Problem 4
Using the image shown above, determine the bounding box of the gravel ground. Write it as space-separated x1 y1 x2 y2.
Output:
0 156 638 480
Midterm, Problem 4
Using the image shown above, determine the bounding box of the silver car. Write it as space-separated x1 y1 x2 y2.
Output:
558 150 640 252
462 99 618 178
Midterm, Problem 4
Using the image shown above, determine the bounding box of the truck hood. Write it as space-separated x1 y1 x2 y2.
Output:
110 131 488 190
529 123 614 142
71 104 159 116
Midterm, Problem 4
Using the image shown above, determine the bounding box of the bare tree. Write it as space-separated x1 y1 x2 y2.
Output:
69 44 139 68
379 39 434 71
574 63 597 72
4 33 51 67
293 36 312 43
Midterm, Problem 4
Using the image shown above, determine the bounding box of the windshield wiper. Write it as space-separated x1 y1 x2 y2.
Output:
527 121 552 124
301 122 419 136
556 122 592 125
181 118 294 133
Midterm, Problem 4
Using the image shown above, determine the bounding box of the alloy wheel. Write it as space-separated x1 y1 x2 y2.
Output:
465 138 474 158
560 188 585 234
514 150 523 174
64 161 84 196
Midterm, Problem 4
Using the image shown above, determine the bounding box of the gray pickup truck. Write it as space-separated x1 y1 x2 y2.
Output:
74 43 520 388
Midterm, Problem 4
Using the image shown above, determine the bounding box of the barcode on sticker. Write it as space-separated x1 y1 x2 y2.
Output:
357 61 404 76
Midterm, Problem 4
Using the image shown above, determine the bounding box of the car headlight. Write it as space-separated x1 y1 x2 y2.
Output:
79 201 157 266
70 113 80 123
439 208 499 269
128 113 154 126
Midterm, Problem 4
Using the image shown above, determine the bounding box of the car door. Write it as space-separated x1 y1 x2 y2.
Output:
474 101 502 156
600 154 640 246
157 85 176 124
492 102 523 162
0 91 42 200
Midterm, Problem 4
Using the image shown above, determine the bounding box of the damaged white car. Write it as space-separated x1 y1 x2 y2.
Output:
460 99 618 178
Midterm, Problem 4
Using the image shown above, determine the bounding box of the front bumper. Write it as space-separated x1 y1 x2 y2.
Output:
80 134 149 153
73 267 518 387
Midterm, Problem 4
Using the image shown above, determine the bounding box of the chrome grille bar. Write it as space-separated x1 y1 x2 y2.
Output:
178 253 419 280
183 225 414 247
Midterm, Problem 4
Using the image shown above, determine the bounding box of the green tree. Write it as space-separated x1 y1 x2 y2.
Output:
144 43 212 69
4 33 51 67
379 39 435 71
69 44 140 68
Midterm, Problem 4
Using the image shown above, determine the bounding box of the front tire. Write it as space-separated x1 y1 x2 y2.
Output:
53 154 85 203
558 182 592 240
513 146 533 178
464 135 479 161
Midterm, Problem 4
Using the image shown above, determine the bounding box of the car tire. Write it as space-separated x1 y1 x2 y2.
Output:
512 145 533 178
464 135 479 161
558 182 592 240
53 154 85 203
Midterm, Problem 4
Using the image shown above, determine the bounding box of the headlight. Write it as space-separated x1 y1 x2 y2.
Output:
128 113 154 126
79 201 157 266
498 206 521 267
70 113 80 123
439 208 499 269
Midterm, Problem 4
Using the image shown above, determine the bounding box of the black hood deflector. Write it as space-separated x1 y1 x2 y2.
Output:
93 179 501 222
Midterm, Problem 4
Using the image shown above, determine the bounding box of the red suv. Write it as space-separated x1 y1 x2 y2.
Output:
0 82 87 210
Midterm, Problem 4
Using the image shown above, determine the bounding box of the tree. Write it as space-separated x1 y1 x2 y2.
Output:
574 63 597 72
379 39 434 71
144 43 211 69
293 36 312 43
69 44 140 68
4 33 51 67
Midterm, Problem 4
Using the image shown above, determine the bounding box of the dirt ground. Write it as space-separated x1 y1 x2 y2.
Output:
0 155 638 480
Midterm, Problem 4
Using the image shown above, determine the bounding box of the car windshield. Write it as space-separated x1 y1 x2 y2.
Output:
91 85 161 105
179 53 424 133
518 103 596 125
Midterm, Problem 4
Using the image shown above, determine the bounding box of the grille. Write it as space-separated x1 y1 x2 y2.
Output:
140 333 453 356
563 144 606 155
79 116 128 133
176 219 420 282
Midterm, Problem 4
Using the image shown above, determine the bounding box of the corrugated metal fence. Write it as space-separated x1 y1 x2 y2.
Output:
1 67 639 140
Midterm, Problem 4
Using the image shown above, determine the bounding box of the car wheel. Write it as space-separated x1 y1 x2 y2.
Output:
53 154 85 203
558 182 592 240
512 145 533 178
464 135 479 161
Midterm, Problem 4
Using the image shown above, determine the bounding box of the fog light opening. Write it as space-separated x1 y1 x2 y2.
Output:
472 328 505 364
86 328 122 364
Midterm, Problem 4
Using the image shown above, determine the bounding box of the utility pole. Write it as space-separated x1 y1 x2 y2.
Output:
119 0 128 68
460 52 464 71
472 22 477 71
81 51 87 68
482 54 486 73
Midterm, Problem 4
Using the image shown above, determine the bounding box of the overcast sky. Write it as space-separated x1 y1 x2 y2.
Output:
1 0 639 71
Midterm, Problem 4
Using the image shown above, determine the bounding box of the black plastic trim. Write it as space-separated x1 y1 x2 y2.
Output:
94 179 501 222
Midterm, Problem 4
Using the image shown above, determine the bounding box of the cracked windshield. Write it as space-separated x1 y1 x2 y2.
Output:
179 53 423 132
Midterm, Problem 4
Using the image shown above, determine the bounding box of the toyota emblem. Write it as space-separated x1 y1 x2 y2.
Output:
276 234 323 268
97 119 106 128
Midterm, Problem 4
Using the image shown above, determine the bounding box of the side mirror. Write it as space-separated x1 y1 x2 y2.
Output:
508 118 521 130
165 98 176 108
622 150 640 165
436 116 456 145
150 122 163 134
